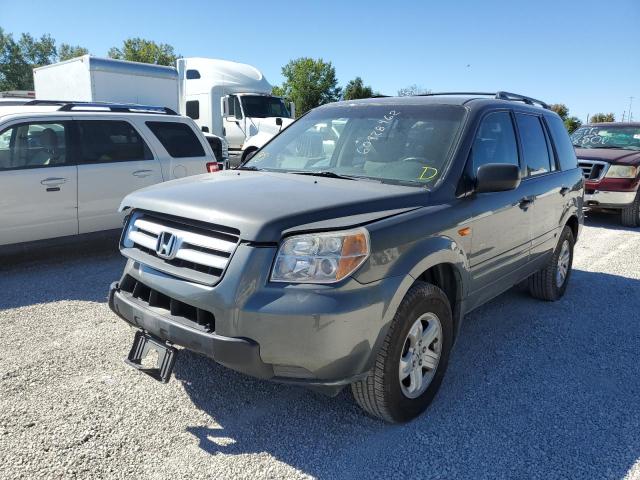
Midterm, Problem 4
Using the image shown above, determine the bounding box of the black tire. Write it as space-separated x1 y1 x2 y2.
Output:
241 147 258 164
621 191 640 227
351 282 453 423
528 226 574 301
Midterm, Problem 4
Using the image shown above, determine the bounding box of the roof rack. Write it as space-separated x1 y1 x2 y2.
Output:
417 91 549 109
23 100 178 115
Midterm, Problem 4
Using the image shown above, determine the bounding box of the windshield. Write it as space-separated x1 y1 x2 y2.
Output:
244 104 466 187
571 125 640 150
241 95 290 118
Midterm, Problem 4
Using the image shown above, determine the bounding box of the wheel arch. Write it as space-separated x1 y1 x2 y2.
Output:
364 242 471 374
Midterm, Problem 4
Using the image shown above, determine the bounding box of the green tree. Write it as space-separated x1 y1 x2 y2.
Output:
549 103 569 120
274 57 341 116
397 84 430 96
0 28 57 90
564 116 582 133
343 77 373 100
58 43 89 61
0 28 90 90
108 38 178 66
590 112 615 123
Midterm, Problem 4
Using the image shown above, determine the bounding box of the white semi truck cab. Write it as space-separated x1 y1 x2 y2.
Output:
176 58 293 161
34 56 294 162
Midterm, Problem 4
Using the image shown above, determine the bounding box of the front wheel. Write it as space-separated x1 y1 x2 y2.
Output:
351 282 453 423
621 191 640 227
241 147 258 164
528 226 574 301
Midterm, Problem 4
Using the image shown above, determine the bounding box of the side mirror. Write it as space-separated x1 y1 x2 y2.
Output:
201 126 209 133
476 163 521 193
275 117 283 127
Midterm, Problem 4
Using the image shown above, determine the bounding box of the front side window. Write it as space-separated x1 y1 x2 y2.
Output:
571 125 640 151
77 120 153 163
472 112 519 173
233 96 242 120
0 122 68 170
146 121 205 158
244 104 466 187
241 95 290 118
516 113 553 176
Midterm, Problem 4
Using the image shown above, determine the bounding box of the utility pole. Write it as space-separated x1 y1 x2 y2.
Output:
629 97 634 123
622 111 626 122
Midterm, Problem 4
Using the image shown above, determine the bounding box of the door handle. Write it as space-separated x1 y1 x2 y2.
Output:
40 177 67 186
519 196 536 209
560 186 570 196
132 169 153 178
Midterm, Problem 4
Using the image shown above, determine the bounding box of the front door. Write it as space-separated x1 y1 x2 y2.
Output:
75 119 163 234
467 111 531 307
0 119 78 246
223 95 246 150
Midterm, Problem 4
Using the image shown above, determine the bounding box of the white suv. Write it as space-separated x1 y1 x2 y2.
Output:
0 101 221 247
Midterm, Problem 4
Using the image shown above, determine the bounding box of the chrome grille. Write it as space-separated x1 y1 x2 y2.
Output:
578 159 609 181
122 211 240 286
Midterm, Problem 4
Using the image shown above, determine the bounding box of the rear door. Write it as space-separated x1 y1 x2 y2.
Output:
513 113 561 262
75 118 163 234
467 111 531 305
0 119 78 246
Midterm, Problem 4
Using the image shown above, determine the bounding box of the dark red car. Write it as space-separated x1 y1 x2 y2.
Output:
572 122 640 226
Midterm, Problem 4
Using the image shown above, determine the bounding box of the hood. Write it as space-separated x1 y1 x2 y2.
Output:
120 171 427 242
247 117 294 137
575 148 640 165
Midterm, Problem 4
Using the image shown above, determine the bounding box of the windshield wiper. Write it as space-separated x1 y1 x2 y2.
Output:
236 165 261 171
288 171 357 180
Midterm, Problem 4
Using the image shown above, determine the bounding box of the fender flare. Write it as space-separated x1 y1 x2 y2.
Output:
363 237 471 372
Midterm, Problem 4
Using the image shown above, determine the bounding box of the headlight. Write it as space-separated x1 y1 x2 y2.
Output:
605 165 637 179
271 228 370 283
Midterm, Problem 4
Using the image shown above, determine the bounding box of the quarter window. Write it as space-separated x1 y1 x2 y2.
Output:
472 112 519 172
546 115 578 170
77 121 153 163
516 113 553 176
146 121 205 158
0 122 68 170
186 100 200 120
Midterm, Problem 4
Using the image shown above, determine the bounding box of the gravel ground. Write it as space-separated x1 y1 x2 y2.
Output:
1 213 638 480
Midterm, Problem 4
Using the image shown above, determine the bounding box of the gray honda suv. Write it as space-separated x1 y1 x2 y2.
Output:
108 92 583 422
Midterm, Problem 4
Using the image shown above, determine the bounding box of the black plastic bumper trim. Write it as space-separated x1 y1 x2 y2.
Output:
109 282 274 380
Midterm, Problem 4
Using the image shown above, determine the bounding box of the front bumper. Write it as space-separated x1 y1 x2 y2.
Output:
584 189 637 208
109 245 405 388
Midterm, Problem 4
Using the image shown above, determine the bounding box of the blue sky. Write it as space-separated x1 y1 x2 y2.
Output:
2 0 639 122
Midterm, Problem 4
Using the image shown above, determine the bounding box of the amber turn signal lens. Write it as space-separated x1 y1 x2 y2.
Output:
336 232 369 280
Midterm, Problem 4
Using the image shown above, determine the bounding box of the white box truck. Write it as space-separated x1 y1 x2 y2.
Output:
34 56 294 162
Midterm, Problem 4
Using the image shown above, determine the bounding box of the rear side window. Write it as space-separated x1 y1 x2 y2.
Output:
472 111 519 172
77 120 153 163
515 113 553 176
146 121 205 158
0 122 68 170
546 115 578 170
186 100 199 120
